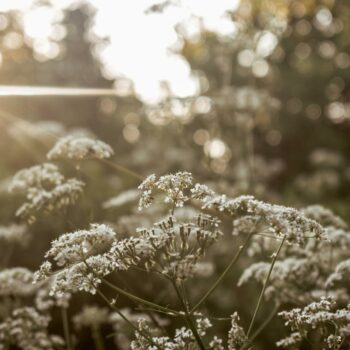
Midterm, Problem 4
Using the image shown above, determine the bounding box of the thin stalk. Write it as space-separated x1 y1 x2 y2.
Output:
95 289 161 350
61 307 73 350
101 159 143 180
240 303 280 350
172 281 206 350
92 326 105 350
246 235 286 339
102 278 179 315
82 259 178 316
191 230 255 312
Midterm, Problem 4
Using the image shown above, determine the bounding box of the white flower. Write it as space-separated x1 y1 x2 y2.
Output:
103 189 139 209
73 305 109 329
9 163 84 223
44 223 116 266
278 297 350 349
302 205 347 229
204 195 326 245
326 259 350 287
228 312 247 350
0 224 29 245
0 307 64 349
138 172 215 211
47 135 114 160
0 268 36 297
9 163 63 193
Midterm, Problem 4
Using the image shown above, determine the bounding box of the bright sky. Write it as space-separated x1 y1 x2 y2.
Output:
0 0 240 103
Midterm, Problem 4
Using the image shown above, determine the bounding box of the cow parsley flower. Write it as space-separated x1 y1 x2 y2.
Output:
34 224 118 296
9 163 63 192
138 214 222 281
302 205 347 229
209 336 225 350
44 223 116 266
138 172 208 210
239 258 320 304
35 284 71 311
0 268 36 297
326 259 350 287
0 224 29 246
278 297 350 349
9 163 84 223
0 307 64 350
47 135 114 160
228 312 247 350
204 195 326 245
73 305 109 330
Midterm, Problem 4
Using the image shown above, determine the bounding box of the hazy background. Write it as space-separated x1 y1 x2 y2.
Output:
0 0 349 348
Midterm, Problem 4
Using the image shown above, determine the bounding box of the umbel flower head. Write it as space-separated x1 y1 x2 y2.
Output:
203 195 326 245
0 223 29 246
278 296 350 349
228 312 247 350
73 305 110 330
0 267 37 297
138 172 214 210
0 307 64 350
47 135 114 160
34 224 117 296
44 223 117 266
9 163 84 223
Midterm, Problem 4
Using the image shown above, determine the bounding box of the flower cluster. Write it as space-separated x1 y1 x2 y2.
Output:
137 214 222 281
130 316 212 350
47 135 114 160
35 283 71 311
44 223 116 266
302 205 348 230
204 195 326 245
0 224 29 245
9 163 84 223
228 312 248 350
73 305 109 330
238 258 321 304
0 268 36 297
326 259 350 287
0 307 64 350
138 172 214 210
34 224 117 296
278 297 350 349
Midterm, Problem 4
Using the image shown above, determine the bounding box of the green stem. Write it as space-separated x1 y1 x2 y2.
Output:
83 259 178 316
172 281 206 350
191 230 255 312
246 235 286 339
102 278 179 315
92 326 105 350
61 307 73 350
240 303 279 350
95 289 161 350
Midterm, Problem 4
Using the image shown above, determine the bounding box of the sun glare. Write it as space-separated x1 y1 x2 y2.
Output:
0 0 240 103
